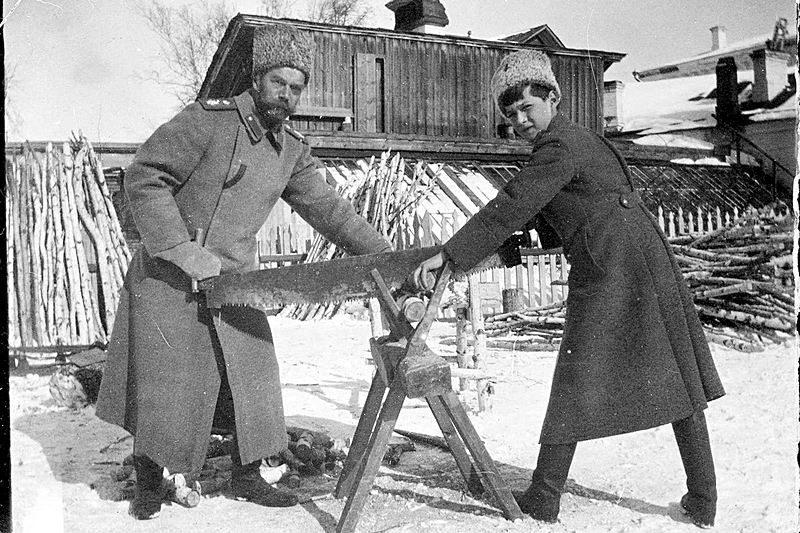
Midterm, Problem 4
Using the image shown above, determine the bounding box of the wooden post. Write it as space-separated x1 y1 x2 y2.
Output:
657 206 665 232
468 272 486 400
668 210 676 237
526 256 537 307
455 306 469 392
677 207 685 234
501 288 525 313
368 298 384 338
538 256 548 305
696 206 703 234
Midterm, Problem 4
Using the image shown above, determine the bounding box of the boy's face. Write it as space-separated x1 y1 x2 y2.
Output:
502 86 559 141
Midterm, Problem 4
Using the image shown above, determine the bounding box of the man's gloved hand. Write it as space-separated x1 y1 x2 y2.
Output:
155 241 221 280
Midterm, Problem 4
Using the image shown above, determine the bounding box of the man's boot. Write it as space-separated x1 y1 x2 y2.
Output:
230 442 298 507
230 460 299 507
129 454 164 520
514 442 577 523
673 410 717 528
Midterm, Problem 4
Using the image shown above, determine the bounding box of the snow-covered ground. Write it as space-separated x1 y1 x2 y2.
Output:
10 315 799 532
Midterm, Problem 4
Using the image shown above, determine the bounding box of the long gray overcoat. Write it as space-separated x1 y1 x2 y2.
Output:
95 90 390 472
444 113 725 444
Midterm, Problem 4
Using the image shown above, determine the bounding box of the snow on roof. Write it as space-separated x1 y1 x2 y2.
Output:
620 67 796 134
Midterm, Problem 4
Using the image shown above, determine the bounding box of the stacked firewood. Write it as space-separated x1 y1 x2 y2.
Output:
673 205 794 351
484 302 566 351
6 136 131 354
480 205 794 352
281 151 437 320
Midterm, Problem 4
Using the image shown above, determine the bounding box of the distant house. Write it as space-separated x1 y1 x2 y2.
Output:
604 19 795 197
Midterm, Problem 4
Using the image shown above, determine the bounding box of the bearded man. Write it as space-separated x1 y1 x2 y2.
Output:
95 23 391 520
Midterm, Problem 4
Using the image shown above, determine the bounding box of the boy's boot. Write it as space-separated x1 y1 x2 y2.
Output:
514 442 576 523
673 411 717 529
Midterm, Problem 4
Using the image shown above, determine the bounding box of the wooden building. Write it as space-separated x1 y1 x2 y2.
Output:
199 12 624 158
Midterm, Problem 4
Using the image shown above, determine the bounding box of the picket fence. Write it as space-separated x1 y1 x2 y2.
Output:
255 202 777 312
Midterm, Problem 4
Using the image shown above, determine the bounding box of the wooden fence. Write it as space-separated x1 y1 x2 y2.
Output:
255 202 787 312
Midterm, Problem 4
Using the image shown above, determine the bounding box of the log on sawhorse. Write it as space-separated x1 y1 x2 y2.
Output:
333 264 522 533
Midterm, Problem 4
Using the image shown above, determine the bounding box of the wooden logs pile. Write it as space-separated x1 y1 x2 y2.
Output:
6 136 131 356
483 302 566 351
673 205 794 351
281 151 437 320
479 205 794 352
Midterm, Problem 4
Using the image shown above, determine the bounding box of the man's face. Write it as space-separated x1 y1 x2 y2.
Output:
502 86 559 141
253 67 306 125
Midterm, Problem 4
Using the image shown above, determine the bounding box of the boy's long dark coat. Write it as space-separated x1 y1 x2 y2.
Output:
95 91 390 472
444 113 725 444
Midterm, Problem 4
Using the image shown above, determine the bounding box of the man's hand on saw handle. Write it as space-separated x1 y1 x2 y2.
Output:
412 251 446 292
157 241 221 283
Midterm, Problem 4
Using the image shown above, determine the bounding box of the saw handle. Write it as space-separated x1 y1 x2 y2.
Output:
190 228 206 293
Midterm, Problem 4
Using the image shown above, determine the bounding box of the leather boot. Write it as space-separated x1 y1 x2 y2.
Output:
231 460 299 507
515 442 576 523
673 410 717 528
129 454 164 520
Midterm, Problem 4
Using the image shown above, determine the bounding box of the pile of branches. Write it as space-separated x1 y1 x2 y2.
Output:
281 151 437 320
6 136 131 355
484 302 565 351
674 205 794 351
481 205 794 352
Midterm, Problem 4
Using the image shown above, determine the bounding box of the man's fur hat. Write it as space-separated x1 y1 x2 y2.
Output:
490 50 561 106
252 24 314 84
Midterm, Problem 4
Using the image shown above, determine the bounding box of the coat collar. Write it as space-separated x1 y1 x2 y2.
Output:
530 112 568 145
544 112 569 134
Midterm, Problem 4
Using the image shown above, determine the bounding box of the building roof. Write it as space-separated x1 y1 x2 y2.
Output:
501 25 565 48
632 31 797 82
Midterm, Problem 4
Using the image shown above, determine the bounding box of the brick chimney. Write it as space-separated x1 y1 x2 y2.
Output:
750 48 790 103
710 25 727 51
603 80 625 132
386 0 449 33
715 57 740 122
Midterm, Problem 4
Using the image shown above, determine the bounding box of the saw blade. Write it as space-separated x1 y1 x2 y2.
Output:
200 246 445 310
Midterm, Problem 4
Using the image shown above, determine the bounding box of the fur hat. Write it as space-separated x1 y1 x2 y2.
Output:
252 24 314 84
490 50 560 107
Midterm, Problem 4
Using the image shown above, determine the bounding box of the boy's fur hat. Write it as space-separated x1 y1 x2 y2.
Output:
491 50 560 107
252 24 314 83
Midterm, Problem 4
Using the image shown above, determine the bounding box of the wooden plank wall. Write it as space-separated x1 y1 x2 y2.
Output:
287 30 605 136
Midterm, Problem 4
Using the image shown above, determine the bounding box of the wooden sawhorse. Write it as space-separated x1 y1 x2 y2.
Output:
333 264 522 532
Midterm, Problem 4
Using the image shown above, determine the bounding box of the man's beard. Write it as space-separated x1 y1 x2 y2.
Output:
255 97 292 129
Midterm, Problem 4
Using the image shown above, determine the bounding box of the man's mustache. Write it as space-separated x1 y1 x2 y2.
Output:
265 101 291 113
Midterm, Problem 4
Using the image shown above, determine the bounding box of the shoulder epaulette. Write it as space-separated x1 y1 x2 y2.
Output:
198 98 237 110
284 125 307 144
